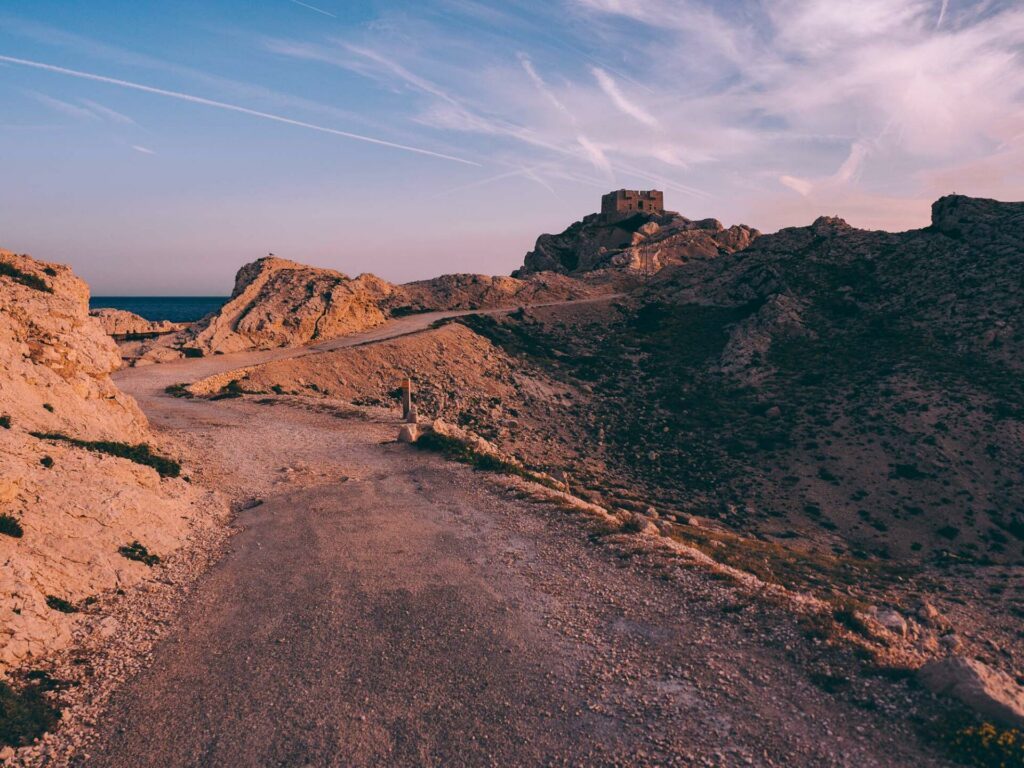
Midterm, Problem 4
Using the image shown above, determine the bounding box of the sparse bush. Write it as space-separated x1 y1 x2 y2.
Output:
118 541 160 566
0 515 23 538
164 383 193 398
45 595 76 613
271 384 285 395
0 261 52 293
181 347 204 358
0 415 10 429
210 379 245 400
413 430 559 488
30 432 180 478
39 456 54 469
0 677 61 747
927 711 1024 768
42 403 54 413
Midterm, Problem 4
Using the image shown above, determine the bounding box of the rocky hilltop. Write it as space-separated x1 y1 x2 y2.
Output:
0 251 224 672
513 208 759 276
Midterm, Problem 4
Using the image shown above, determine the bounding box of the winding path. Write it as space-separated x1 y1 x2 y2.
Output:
75 305 950 767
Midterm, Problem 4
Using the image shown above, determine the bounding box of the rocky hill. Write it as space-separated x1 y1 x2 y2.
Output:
0 251 224 672
200 195 1020 670
513 208 759 276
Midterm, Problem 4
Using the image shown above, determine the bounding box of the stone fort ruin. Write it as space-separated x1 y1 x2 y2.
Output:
601 189 664 222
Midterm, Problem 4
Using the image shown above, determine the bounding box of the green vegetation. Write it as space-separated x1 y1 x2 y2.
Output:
164 383 193 398
0 677 61 748
0 514 23 538
667 521 914 598
925 711 1024 768
42 403 54 413
0 415 10 429
45 595 76 613
39 456 54 469
0 261 52 293
210 379 245 400
29 432 181 478
118 541 160 566
413 431 559 489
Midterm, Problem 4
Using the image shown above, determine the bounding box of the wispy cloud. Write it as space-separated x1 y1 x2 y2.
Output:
591 68 659 129
80 98 136 125
0 54 480 166
131 144 155 155
32 92 99 121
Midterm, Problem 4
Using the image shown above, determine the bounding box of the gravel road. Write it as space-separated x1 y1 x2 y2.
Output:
68 311 954 767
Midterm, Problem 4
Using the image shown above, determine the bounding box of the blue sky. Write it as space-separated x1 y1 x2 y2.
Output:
0 0 1021 294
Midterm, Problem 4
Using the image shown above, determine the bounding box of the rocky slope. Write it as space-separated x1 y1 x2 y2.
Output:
0 251 224 673
513 208 759 276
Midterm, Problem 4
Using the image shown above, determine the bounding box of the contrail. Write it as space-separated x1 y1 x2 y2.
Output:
936 0 949 29
288 0 337 18
0 54 479 165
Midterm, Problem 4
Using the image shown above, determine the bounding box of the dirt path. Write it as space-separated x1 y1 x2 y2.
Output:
76 312 954 767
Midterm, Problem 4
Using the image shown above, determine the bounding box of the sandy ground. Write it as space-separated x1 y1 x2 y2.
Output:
53 311 957 767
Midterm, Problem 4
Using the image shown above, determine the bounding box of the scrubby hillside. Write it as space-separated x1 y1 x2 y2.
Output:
463 196 1024 564
513 208 759 276
0 251 224 673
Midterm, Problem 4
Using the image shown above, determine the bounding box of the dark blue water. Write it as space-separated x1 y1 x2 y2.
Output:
89 297 228 323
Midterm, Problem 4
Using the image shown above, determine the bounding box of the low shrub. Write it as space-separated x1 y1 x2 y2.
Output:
0 678 61 747
30 432 180 478
45 595 76 613
164 383 193 398
926 710 1024 768
118 541 160 566
42 403 54 413
210 379 245 400
413 430 559 488
0 261 52 293
0 514 23 538
39 456 54 469
0 415 10 429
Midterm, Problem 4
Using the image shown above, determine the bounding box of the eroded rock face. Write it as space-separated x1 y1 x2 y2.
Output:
513 210 759 277
0 250 224 672
89 308 185 338
184 257 397 355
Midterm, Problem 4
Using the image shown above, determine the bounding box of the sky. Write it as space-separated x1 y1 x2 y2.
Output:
0 0 1022 294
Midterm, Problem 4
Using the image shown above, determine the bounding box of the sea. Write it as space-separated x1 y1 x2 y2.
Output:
89 296 228 323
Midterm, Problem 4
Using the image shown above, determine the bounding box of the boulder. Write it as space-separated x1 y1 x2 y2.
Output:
917 657 1024 728
398 424 420 443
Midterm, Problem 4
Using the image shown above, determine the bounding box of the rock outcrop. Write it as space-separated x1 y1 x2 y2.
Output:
918 657 1024 728
0 250 224 672
89 308 185 338
514 209 759 277
183 257 397 355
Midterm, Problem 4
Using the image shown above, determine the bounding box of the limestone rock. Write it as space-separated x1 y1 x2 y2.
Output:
514 205 759 277
398 424 420 443
918 657 1024 728
0 249 226 673
90 308 185 338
